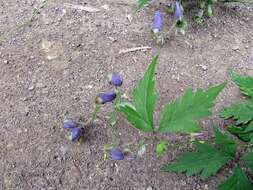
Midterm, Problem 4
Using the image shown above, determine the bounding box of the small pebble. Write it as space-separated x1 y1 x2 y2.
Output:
28 86 34 91
232 46 239 51
200 65 207 71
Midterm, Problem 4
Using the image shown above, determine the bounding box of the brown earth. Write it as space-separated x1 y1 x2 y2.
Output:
0 0 253 189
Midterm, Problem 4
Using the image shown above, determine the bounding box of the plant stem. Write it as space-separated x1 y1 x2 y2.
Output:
91 104 101 124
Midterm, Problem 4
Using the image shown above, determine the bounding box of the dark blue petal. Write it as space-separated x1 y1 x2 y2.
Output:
175 1 183 21
109 148 124 160
63 120 77 129
96 91 117 104
152 10 163 33
108 73 123 87
69 127 82 141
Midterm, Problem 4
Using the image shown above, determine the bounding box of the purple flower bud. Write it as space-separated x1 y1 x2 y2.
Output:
69 127 82 141
108 73 123 87
152 10 164 33
175 1 183 21
63 120 77 129
109 148 125 160
96 91 117 104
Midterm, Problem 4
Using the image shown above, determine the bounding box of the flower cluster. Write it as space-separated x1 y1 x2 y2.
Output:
63 120 83 141
63 73 123 142
151 0 186 39
95 73 123 104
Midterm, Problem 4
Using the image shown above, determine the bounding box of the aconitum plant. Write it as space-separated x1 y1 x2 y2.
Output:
62 54 253 189
63 72 123 142
114 55 253 189
138 0 248 41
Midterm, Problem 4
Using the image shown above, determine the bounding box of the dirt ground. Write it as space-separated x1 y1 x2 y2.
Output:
0 0 253 189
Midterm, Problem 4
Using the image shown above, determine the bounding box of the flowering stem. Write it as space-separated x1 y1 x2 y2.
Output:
115 88 122 104
91 104 101 123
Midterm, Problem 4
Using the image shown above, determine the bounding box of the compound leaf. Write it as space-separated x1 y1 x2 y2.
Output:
159 83 226 133
242 151 253 172
161 141 232 180
117 55 158 132
227 125 253 143
220 100 253 125
214 128 237 157
218 166 253 190
230 70 253 97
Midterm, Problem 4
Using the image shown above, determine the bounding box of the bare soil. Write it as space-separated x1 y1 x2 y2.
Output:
0 0 253 189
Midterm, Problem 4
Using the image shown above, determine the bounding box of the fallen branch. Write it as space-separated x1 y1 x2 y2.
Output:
64 3 100 12
119 46 152 54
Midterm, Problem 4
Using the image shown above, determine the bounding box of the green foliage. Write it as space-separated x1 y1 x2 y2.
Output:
220 100 253 125
156 140 168 156
218 167 253 190
227 125 253 144
230 70 253 97
161 140 232 180
159 83 226 133
220 71 253 146
242 151 253 171
117 55 158 132
214 128 237 157
137 0 151 10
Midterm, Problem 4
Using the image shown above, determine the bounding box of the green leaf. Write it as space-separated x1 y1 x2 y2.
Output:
117 55 159 132
230 70 253 97
117 102 153 132
156 140 168 156
243 121 253 133
214 128 237 157
220 99 253 125
137 0 151 10
159 83 226 133
161 141 232 180
218 166 253 190
242 151 253 171
227 125 253 143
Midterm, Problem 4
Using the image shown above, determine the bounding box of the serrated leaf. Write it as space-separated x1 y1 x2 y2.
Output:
227 125 253 143
159 83 226 133
243 121 253 133
242 151 253 171
117 102 153 132
218 166 253 190
161 141 232 180
230 70 253 97
220 99 253 125
137 0 151 10
214 128 237 157
117 55 158 132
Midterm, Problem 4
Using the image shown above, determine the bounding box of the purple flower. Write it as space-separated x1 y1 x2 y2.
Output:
96 91 117 104
63 120 77 129
109 148 125 160
69 127 82 141
175 0 183 21
152 10 164 33
108 73 123 87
